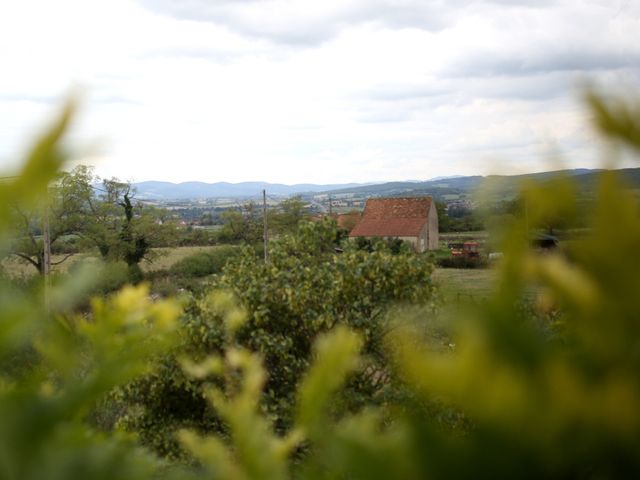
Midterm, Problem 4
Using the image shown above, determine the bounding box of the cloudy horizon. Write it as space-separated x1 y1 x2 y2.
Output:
1 0 638 184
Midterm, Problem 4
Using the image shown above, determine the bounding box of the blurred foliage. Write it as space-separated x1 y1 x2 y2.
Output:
586 89 640 152
0 102 186 480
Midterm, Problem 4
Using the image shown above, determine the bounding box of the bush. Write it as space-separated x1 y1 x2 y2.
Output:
51 234 83 254
177 228 220 246
118 219 436 458
169 246 241 278
354 236 413 254
437 255 488 268
95 261 131 294
146 269 202 296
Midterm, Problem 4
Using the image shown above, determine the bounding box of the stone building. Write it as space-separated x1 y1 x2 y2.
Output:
349 196 438 252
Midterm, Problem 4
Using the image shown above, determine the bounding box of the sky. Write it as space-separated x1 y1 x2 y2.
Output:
0 0 639 184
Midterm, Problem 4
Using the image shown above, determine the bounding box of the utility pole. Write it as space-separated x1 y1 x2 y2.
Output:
43 197 51 316
328 194 333 216
263 189 268 262
525 197 529 234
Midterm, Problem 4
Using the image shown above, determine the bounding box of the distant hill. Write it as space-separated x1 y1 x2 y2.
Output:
130 168 640 201
320 168 639 201
132 181 374 200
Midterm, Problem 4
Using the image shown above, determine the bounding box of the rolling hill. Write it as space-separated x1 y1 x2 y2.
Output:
130 168 640 201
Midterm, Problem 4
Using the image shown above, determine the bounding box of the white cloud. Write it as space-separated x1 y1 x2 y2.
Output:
0 0 638 183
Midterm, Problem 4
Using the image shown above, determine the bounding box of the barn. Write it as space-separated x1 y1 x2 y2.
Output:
349 196 438 252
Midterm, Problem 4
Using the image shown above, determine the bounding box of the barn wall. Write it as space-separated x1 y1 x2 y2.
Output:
418 226 428 253
397 236 419 251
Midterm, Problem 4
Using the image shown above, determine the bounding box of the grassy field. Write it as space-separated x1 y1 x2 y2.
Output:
4 247 503 307
1 245 226 277
2 247 533 321
142 246 219 272
432 267 497 303
1 253 94 278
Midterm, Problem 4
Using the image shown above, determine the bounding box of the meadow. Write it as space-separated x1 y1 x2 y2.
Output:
432 267 496 303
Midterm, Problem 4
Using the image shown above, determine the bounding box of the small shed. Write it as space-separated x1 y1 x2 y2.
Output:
349 196 438 252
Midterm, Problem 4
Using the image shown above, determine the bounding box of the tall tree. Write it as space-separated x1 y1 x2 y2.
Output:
219 202 262 243
268 195 309 235
7 166 91 274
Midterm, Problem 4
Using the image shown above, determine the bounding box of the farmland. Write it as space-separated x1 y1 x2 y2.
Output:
432 267 496 303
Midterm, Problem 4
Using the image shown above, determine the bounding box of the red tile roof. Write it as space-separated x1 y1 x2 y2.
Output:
350 197 432 237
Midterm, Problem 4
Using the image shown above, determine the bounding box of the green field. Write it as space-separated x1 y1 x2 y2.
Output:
1 253 93 278
142 246 220 272
4 248 501 307
432 267 497 303
1 245 226 277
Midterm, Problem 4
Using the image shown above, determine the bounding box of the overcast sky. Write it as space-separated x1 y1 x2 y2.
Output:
0 0 638 184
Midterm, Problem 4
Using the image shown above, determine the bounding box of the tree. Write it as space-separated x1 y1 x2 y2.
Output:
268 195 309 235
118 219 436 458
79 174 131 259
219 203 262 243
435 201 452 232
7 166 92 274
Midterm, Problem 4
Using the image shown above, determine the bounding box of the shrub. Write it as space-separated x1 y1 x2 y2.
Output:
51 234 82 254
170 246 241 278
354 236 413 254
437 255 488 268
118 219 436 458
67 260 130 297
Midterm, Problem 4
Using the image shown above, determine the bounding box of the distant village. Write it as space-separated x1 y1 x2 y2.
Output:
149 190 476 232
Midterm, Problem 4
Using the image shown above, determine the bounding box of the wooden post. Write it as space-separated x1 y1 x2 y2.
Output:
263 189 268 262
43 198 51 315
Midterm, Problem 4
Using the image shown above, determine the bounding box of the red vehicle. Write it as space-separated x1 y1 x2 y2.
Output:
450 241 480 259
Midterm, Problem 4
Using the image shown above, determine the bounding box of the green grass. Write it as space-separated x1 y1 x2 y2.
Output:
1 253 94 278
143 246 222 272
432 267 497 303
1 246 232 277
